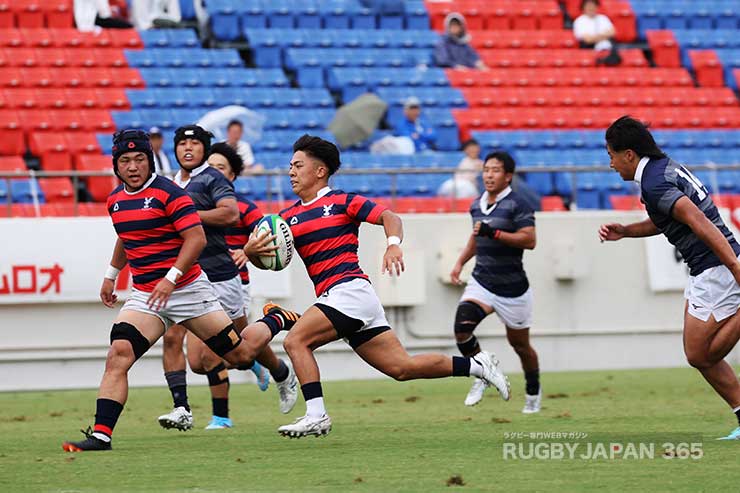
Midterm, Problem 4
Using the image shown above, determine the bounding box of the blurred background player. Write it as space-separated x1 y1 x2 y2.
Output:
600 116 740 440
62 130 273 451
232 135 511 438
450 151 541 413
158 125 296 431
149 127 172 176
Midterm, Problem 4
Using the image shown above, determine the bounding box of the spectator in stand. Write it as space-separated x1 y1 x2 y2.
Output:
224 120 263 174
573 0 615 51
149 127 172 176
434 12 488 70
393 97 437 153
438 139 484 198
130 0 182 30
74 0 133 31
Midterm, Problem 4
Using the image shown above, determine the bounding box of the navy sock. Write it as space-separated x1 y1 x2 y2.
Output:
452 356 471 377
271 359 289 383
301 381 323 401
212 398 228 418
94 398 124 438
456 335 481 357
259 314 284 338
525 369 540 395
165 370 189 411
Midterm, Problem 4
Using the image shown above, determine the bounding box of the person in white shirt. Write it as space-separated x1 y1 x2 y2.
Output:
438 139 482 198
225 120 263 174
130 0 181 30
74 0 132 31
573 0 615 51
149 127 172 176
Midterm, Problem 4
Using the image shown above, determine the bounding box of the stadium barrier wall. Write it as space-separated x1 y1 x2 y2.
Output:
1 211 738 391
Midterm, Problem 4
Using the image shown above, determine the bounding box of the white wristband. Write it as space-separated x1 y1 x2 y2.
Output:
387 236 402 247
165 266 183 284
104 265 120 281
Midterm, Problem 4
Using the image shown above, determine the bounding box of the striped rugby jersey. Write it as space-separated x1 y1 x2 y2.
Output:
173 162 239 283
470 186 535 298
224 198 263 285
280 187 387 296
107 174 203 292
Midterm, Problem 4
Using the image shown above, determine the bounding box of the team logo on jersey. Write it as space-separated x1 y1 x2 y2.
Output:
113 202 119 212
290 216 298 225
142 197 154 210
322 204 333 217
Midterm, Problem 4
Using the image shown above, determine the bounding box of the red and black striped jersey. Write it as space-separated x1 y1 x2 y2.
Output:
107 174 203 292
280 188 387 296
225 198 263 284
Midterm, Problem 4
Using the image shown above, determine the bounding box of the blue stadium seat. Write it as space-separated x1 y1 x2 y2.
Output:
97 133 113 153
11 180 45 204
351 5 376 29
185 88 217 108
140 29 171 48
172 109 204 126
241 2 267 29
125 50 157 68
297 0 322 29
524 170 554 196
180 0 196 20
323 0 353 29
209 0 243 41
112 110 144 129
138 68 176 87
404 1 430 30
126 89 158 108
169 29 199 48
0 180 7 203
265 0 294 29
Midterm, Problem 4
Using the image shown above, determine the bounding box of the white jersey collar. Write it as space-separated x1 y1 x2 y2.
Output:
173 162 209 188
123 173 157 195
634 156 650 184
301 186 332 206
479 185 512 215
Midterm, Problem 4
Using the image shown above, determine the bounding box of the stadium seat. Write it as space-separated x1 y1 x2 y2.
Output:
75 154 117 202
10 179 45 204
689 50 724 87
540 195 566 211
38 177 74 202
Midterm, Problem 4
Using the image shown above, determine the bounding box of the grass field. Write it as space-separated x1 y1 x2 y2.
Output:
0 367 737 492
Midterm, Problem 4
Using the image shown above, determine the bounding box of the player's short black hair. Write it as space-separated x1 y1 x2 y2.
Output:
484 151 516 174
605 115 667 159
461 138 479 150
209 142 244 178
293 134 341 175
227 119 243 129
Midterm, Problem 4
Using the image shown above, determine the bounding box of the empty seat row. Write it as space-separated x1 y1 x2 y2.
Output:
0 179 45 204
0 47 130 68
468 30 577 50
632 1 740 34
0 109 114 133
426 0 563 32
246 28 438 50
127 87 333 109
137 29 199 48
0 28 142 48
328 67 449 102
445 67 693 88
28 132 101 170
284 48 432 70
461 87 738 108
0 88 129 110
478 48 647 68
672 29 740 50
125 48 243 69
0 0 73 29
138 67 288 88
0 67 144 88
210 0 429 42
375 87 466 108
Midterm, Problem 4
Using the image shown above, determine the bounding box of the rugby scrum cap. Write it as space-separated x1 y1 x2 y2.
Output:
111 129 155 176
173 124 213 162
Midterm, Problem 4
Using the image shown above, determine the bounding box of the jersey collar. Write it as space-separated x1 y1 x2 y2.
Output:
301 186 332 206
634 156 650 183
173 162 209 188
123 173 157 195
479 185 512 215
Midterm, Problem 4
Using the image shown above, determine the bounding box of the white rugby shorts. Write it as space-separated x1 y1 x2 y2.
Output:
241 283 252 319
121 272 222 327
684 260 740 322
211 275 246 320
461 276 533 329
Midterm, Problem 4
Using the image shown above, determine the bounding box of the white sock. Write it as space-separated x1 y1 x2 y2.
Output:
732 405 740 413
469 356 484 378
305 397 326 418
92 432 111 443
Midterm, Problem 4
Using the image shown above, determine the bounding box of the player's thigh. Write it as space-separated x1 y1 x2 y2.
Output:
181 309 234 342
231 314 247 331
683 301 723 355
461 298 494 315
506 326 531 348
115 309 166 345
353 330 410 374
284 306 339 351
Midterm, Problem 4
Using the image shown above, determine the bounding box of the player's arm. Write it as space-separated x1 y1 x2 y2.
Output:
475 222 536 250
451 234 476 285
100 238 128 308
598 218 659 242
377 209 405 276
671 197 740 279
198 197 239 227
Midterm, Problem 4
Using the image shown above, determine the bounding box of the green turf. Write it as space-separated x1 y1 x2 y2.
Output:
0 367 737 492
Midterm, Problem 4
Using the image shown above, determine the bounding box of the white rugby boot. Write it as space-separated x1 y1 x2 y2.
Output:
522 389 542 414
278 414 332 438
475 351 510 401
464 378 486 406
276 362 298 414
157 406 193 431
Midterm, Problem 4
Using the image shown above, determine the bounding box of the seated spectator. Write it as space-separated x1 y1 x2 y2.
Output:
130 0 182 30
149 127 172 176
74 0 133 31
224 120 263 174
573 0 615 51
437 139 483 198
434 13 487 70
393 97 437 153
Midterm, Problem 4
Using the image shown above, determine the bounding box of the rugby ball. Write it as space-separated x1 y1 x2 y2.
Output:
254 214 294 271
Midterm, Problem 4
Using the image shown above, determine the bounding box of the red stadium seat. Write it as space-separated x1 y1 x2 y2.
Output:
51 66 83 87
65 47 97 67
80 109 114 132
20 27 52 47
80 67 113 87
0 28 23 46
19 109 52 131
610 195 644 211
541 196 567 211
0 1 12 28
15 0 45 28
5 47 37 66
29 131 71 170
0 156 26 171
43 1 74 28
64 131 101 155
688 50 724 87
601 0 636 42
646 30 680 68
38 177 74 202
76 154 117 202
94 48 128 68
511 2 538 30
108 29 143 49
50 28 90 48
110 67 144 88
0 110 23 154
4 88 38 108
85 29 112 48
65 88 98 108
95 88 129 109
79 202 109 216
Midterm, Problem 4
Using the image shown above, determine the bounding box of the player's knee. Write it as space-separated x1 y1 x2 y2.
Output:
686 352 712 369
454 301 486 335
282 332 302 355
105 340 136 372
224 342 256 368
109 322 151 364
187 351 206 374
509 339 530 355
204 323 242 359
